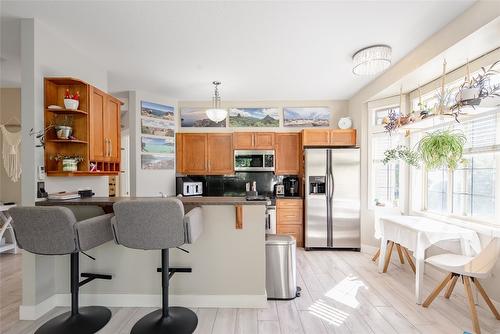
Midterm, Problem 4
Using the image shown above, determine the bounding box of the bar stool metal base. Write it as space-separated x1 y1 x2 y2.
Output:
35 306 111 334
131 307 198 334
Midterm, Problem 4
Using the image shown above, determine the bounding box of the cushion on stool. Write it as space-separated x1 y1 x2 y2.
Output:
75 213 114 251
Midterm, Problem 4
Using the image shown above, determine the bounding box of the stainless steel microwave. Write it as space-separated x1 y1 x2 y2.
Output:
234 150 275 172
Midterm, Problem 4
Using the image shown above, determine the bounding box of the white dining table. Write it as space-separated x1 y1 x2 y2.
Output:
377 215 481 304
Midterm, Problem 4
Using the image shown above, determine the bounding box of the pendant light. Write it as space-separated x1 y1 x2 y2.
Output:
352 45 392 75
206 81 227 123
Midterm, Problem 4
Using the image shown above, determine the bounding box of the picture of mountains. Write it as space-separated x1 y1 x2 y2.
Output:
180 107 226 127
141 101 174 121
229 108 280 127
283 107 330 127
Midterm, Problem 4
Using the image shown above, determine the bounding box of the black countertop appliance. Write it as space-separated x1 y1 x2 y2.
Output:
283 176 299 197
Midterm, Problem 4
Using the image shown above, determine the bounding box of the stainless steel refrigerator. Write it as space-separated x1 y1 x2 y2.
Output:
305 148 360 249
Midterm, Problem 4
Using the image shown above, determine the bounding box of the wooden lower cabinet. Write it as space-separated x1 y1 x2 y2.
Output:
276 199 303 247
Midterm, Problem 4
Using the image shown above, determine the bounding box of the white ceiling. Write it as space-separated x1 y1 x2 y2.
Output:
1 1 475 100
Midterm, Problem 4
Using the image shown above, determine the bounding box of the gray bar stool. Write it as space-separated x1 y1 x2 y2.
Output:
112 199 203 334
8 207 114 334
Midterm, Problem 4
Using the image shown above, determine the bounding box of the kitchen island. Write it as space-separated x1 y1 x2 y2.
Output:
21 197 268 320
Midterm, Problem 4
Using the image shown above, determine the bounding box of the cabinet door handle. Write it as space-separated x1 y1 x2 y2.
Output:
109 139 112 157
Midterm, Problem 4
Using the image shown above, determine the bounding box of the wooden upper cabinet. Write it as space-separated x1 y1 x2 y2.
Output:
330 129 356 146
254 132 275 149
90 87 121 162
207 133 233 175
181 133 208 174
275 133 301 175
176 133 184 173
302 129 356 147
89 88 106 161
233 132 275 149
104 97 121 162
301 129 330 146
233 132 254 149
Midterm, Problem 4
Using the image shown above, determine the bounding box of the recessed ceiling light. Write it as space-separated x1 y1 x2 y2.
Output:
352 45 392 76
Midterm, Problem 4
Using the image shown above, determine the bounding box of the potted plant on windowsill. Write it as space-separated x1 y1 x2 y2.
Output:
50 154 84 172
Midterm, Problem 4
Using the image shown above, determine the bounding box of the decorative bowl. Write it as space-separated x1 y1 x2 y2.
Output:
62 159 78 172
64 99 79 110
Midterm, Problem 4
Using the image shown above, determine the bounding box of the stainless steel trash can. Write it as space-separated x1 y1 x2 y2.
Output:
265 234 300 300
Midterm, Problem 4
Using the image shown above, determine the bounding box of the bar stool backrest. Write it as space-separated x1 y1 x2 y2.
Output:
9 207 78 255
465 238 500 276
112 199 185 250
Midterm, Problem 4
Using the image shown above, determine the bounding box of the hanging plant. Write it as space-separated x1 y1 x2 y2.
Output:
417 129 466 170
383 109 400 135
451 59 500 112
383 145 421 167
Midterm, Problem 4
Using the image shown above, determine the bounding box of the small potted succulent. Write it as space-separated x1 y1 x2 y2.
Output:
51 154 84 172
64 89 80 110
54 114 74 139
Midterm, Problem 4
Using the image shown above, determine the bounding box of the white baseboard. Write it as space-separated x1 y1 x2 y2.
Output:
19 293 268 320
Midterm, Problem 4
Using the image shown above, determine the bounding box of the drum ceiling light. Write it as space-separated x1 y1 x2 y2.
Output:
352 45 392 76
206 81 227 123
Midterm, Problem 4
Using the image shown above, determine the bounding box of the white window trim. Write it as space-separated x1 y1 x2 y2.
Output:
367 96 408 212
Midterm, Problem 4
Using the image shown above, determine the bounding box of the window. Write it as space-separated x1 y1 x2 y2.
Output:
419 109 500 222
452 155 496 218
427 168 448 213
372 133 401 207
374 107 400 125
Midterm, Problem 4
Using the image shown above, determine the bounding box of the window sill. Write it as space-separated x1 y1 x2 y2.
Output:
410 210 500 237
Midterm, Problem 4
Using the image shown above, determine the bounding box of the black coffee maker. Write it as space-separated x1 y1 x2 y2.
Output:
283 176 299 197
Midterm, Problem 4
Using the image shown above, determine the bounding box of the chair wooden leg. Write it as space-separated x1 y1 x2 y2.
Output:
383 241 394 273
464 276 481 334
472 278 500 320
444 275 458 299
371 248 380 262
402 247 416 274
396 244 405 264
422 273 453 308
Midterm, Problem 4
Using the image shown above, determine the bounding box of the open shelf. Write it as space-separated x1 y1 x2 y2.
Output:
47 139 88 144
46 108 88 115
47 171 120 177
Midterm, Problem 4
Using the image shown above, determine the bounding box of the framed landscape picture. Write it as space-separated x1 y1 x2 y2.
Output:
141 118 175 137
180 107 226 127
141 101 174 121
141 136 174 154
229 108 279 127
141 154 174 170
283 107 330 127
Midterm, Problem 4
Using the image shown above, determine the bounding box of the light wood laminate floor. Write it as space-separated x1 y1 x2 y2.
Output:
1 249 499 334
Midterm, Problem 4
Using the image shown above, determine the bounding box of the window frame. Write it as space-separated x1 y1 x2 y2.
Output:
367 96 407 212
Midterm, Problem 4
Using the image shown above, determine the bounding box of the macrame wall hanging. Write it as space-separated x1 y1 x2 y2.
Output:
0 125 22 182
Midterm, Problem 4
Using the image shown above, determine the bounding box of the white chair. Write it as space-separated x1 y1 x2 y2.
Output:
422 238 500 334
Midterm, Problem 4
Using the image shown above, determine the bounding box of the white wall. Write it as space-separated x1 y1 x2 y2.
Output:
0 88 22 203
126 90 178 197
20 18 111 306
